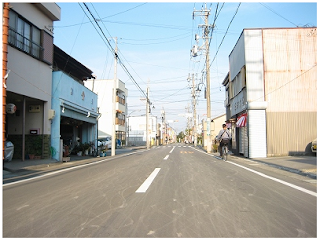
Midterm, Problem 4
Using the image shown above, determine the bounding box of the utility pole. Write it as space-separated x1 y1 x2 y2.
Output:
192 73 197 147
192 4 213 153
3 3 9 159
111 37 117 156
161 108 166 145
146 86 150 149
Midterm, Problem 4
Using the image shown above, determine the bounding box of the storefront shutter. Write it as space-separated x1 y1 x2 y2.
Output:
248 110 267 158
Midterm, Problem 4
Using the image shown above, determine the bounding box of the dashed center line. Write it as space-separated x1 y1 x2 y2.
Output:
136 168 161 193
169 147 175 153
164 155 169 160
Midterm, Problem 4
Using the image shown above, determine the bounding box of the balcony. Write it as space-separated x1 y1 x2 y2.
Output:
115 118 125 126
116 96 125 105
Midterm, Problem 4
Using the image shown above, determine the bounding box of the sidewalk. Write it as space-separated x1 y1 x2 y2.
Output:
3 146 146 178
213 152 317 179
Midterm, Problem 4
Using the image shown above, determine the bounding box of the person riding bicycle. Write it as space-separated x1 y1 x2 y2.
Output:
216 124 231 157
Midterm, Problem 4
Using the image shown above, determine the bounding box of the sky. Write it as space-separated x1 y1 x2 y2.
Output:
53 1 317 133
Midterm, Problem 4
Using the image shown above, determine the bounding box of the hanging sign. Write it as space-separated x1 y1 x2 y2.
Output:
236 113 247 127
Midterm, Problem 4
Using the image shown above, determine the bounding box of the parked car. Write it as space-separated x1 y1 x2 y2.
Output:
311 138 317 153
98 137 112 149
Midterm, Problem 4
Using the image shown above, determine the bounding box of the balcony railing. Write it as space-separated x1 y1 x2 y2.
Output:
8 28 43 59
116 96 125 105
116 118 125 126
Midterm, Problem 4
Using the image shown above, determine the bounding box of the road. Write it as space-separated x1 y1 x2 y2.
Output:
3 144 317 237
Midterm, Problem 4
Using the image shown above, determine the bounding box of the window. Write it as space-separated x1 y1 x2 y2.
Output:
8 10 52 64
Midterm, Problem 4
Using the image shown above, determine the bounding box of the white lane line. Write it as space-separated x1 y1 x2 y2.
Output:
136 168 161 193
3 150 147 187
169 146 175 153
228 161 317 197
164 155 169 160
189 146 317 197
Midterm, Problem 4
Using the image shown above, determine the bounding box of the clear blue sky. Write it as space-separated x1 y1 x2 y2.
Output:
53 1 317 133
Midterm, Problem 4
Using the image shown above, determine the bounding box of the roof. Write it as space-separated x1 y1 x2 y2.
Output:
53 45 94 81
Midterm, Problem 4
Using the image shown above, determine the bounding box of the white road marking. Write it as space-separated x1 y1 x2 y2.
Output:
164 155 169 160
190 146 317 197
3 150 146 187
136 168 161 193
169 147 175 153
228 161 317 197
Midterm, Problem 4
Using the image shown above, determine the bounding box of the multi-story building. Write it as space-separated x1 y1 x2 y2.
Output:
5 3 60 160
223 28 317 158
51 45 99 161
85 79 128 145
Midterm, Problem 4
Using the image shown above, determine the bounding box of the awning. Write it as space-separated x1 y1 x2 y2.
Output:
236 113 247 127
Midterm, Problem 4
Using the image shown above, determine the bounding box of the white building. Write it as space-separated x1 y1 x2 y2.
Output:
127 115 157 146
5 3 60 160
85 79 128 145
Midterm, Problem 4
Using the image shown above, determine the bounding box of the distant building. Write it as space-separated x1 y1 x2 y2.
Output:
85 79 128 145
127 115 157 146
5 3 60 160
51 45 99 161
202 114 226 150
223 28 317 158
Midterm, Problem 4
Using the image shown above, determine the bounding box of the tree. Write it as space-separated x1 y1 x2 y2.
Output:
177 131 185 142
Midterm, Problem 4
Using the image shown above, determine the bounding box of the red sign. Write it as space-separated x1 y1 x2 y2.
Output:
236 113 247 127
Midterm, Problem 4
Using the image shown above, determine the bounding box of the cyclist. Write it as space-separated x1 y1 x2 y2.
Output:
216 124 231 157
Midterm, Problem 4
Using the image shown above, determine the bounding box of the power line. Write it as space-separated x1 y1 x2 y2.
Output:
81 3 148 99
259 2 298 27
209 2 241 69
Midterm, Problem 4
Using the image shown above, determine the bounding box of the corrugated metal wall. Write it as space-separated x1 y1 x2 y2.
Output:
266 112 316 156
263 28 317 155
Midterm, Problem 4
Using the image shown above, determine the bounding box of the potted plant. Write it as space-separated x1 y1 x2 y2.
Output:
82 142 91 156
26 136 42 159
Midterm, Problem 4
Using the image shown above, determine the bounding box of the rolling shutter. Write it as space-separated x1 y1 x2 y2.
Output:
248 110 267 158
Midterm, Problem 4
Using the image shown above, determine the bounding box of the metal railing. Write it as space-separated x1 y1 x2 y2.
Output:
8 28 43 59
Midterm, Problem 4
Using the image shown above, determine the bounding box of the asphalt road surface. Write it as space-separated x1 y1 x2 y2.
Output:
3 144 317 238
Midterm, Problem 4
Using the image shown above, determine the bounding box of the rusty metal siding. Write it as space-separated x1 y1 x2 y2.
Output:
262 28 317 156
263 28 317 113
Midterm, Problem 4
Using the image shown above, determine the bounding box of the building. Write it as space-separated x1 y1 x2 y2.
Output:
223 28 317 158
51 45 99 161
85 79 128 146
5 3 60 160
127 115 157 146
202 114 226 150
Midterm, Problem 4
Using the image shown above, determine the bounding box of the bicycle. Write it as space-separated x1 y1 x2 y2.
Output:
221 141 229 161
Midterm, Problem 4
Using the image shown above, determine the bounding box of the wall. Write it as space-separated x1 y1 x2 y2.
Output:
9 3 59 36
263 28 317 155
